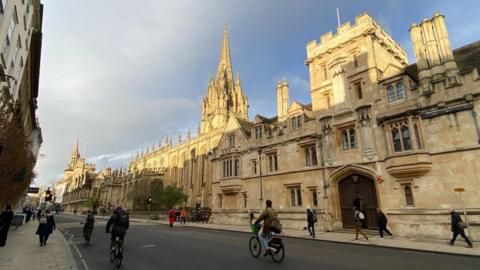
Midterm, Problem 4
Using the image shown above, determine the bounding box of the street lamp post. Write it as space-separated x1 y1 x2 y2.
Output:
257 148 263 209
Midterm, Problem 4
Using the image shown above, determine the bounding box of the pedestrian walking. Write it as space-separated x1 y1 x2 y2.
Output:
248 209 255 224
36 209 56 246
353 207 368 240
0 204 14 247
24 207 32 223
307 208 316 238
168 208 176 228
353 194 368 228
376 208 393 238
180 209 188 224
448 208 473 248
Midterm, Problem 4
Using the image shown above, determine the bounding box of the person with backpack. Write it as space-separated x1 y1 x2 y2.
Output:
376 208 393 238
106 207 129 250
353 207 368 241
254 200 281 256
448 208 473 248
307 208 316 238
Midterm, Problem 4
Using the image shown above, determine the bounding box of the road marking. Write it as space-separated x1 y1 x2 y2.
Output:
62 228 90 270
141 244 156 248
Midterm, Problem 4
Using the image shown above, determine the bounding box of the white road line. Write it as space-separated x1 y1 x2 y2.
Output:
141 244 156 248
62 228 90 270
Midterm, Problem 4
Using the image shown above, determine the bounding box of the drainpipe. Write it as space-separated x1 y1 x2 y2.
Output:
470 107 480 144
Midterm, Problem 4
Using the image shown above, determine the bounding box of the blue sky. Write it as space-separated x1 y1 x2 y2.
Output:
35 0 480 186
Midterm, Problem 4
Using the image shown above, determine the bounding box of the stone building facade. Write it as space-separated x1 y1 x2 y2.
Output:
210 13 480 239
60 13 480 239
0 0 43 159
61 140 102 211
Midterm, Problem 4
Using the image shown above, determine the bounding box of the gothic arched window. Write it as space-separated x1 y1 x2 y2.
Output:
401 125 412 150
390 121 412 152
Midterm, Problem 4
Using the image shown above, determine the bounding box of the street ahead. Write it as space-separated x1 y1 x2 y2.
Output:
56 215 479 270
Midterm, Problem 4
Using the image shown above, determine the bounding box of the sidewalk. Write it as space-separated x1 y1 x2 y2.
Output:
0 220 76 270
117 215 480 257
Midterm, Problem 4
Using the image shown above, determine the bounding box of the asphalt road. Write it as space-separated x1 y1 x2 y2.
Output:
55 215 479 270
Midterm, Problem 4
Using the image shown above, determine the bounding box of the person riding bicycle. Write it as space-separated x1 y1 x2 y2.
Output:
254 200 280 256
106 207 129 250
83 209 95 240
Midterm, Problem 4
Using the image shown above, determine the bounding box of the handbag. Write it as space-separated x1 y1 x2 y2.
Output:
39 216 47 224
457 221 467 229
270 218 282 234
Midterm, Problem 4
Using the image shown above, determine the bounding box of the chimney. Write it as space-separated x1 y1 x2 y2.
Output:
276 80 289 121
409 13 458 91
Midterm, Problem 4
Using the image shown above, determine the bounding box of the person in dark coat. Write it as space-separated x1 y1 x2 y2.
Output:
23 207 32 223
448 208 473 248
307 208 316 238
0 204 14 247
36 209 56 246
376 208 393 238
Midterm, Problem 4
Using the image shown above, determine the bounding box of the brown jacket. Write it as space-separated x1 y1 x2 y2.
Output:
255 207 278 232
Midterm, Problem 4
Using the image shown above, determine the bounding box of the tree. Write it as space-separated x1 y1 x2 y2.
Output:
0 94 36 207
152 185 188 209
84 196 100 211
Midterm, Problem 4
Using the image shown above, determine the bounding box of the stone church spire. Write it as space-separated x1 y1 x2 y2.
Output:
66 138 80 171
200 24 249 134
71 138 80 158
216 23 234 83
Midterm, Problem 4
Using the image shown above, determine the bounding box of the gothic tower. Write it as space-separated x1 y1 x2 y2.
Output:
200 24 249 134
66 139 80 170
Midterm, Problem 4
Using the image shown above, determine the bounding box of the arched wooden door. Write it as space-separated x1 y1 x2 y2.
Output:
338 174 378 229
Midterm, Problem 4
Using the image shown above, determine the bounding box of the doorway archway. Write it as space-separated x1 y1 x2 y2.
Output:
338 174 378 229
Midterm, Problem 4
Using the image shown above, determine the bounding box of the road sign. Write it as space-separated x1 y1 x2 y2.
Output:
27 187 40 193
454 187 465 192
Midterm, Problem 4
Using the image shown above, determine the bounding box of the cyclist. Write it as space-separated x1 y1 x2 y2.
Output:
254 200 279 256
83 209 95 241
106 207 129 250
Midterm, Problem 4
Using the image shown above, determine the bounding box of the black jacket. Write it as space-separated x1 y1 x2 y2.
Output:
307 210 315 224
106 211 129 235
376 211 388 226
451 211 463 233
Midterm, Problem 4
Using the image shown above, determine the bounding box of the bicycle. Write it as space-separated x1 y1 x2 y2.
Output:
109 235 123 268
81 223 93 247
248 223 285 263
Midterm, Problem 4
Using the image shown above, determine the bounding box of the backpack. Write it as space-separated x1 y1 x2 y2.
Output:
267 208 282 234
270 218 282 234
113 210 128 234
119 210 129 224
313 214 318 223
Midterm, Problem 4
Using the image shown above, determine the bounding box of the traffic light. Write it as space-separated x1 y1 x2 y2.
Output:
45 189 52 202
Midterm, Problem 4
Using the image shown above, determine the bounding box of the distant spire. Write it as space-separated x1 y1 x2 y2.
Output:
71 138 80 158
216 23 234 82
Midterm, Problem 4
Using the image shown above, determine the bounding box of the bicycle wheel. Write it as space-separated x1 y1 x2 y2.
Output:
114 247 122 268
249 236 261 257
109 250 115 263
270 246 285 263
115 256 122 268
